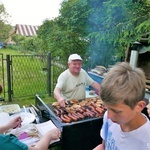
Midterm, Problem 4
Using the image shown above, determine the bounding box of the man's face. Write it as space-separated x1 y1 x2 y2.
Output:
104 102 138 125
68 60 82 75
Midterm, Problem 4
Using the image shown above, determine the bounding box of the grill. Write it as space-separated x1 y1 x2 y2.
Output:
35 94 104 150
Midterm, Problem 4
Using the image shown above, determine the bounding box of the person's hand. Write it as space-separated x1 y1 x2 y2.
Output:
58 98 66 107
49 128 61 140
31 128 61 149
7 116 22 129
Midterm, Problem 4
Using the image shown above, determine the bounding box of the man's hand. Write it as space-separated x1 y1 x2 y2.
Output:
54 87 66 107
58 98 66 107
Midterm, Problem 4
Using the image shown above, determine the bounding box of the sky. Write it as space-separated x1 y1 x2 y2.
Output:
0 0 63 26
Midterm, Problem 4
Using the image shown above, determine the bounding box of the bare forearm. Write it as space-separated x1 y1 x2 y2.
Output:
34 133 53 149
91 82 101 96
54 87 63 101
0 117 21 133
54 87 66 107
0 125 9 133
30 128 60 150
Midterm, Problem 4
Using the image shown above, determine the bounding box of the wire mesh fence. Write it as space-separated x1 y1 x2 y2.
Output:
52 59 67 92
11 54 48 98
0 53 5 100
0 53 67 101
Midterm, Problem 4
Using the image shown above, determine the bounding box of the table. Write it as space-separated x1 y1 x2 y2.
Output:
19 106 62 148
86 90 98 98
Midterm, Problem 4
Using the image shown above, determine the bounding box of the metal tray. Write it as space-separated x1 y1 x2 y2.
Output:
0 104 21 114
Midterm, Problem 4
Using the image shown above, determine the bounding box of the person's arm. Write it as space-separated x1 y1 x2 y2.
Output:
0 116 21 134
93 140 105 150
28 128 60 150
1 117 60 150
54 87 66 107
90 81 101 96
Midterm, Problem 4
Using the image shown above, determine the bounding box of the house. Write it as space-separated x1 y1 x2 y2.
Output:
10 24 39 37
7 24 40 44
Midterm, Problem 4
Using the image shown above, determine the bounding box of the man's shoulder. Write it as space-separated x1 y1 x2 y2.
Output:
80 68 87 74
80 69 92 79
59 69 70 78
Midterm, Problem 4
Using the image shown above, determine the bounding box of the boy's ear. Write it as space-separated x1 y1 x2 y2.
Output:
136 101 146 111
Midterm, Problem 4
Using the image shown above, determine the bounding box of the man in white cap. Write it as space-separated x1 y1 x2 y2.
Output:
54 54 100 107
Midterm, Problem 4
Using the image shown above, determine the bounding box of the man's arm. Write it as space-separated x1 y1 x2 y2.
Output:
90 81 101 96
54 87 66 107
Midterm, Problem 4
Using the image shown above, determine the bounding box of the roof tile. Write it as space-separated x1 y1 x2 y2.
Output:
15 24 39 36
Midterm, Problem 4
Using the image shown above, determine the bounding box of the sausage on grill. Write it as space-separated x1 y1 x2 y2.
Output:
61 115 71 123
68 113 78 121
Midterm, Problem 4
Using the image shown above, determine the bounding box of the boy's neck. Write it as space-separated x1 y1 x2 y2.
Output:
120 113 147 132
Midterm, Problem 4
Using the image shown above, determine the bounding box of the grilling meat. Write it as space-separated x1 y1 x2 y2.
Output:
52 97 106 123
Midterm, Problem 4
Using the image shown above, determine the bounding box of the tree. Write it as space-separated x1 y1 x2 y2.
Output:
37 0 150 68
0 21 12 42
37 0 90 60
83 0 150 67
0 3 12 42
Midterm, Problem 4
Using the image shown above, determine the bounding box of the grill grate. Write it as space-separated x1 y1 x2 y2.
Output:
35 95 104 150
49 98 106 124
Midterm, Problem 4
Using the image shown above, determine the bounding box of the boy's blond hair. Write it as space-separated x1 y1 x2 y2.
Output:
101 62 146 108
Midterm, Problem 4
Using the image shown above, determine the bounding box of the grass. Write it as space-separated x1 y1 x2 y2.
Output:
11 55 47 97
1 95 56 107
0 49 57 107
1 49 60 149
0 49 62 150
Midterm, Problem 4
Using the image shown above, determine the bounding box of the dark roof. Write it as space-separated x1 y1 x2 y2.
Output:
15 24 39 36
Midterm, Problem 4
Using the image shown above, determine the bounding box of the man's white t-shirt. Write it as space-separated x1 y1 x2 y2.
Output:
56 68 94 100
101 111 150 150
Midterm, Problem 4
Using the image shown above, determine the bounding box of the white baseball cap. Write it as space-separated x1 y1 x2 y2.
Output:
68 54 83 62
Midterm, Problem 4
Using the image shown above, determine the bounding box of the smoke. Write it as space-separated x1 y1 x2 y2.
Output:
85 0 130 68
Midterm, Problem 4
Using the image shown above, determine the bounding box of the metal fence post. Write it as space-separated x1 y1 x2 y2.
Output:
6 55 12 102
47 52 51 96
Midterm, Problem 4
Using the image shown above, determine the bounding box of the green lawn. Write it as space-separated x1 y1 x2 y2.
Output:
0 49 57 107
1 95 56 107
0 49 60 150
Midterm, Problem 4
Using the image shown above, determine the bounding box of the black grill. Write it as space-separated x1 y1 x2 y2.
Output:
35 94 103 150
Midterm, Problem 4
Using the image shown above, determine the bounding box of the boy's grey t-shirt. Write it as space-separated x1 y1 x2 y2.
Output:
101 111 150 150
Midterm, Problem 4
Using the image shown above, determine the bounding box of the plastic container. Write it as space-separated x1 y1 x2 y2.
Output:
0 104 21 114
